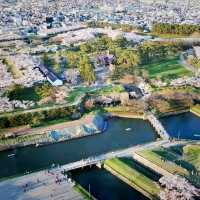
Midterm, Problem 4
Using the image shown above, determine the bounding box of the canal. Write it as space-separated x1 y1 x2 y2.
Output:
0 117 157 179
71 166 149 200
160 112 200 140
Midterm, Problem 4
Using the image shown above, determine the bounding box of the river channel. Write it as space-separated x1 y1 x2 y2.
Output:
0 117 157 179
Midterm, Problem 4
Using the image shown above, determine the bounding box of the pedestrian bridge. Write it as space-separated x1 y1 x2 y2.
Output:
60 140 167 172
147 114 170 140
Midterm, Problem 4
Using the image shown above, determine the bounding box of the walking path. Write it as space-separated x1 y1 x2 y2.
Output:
0 169 83 200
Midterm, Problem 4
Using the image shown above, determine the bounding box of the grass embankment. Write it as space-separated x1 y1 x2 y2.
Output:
104 158 160 199
191 105 200 117
142 57 193 81
74 183 96 200
137 148 188 176
0 133 48 146
183 145 200 172
138 146 200 188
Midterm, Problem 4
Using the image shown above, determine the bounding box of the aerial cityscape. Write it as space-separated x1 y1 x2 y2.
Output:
0 0 200 199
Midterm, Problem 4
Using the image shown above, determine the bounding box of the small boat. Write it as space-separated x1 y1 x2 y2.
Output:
8 154 15 158
35 143 40 147
194 134 200 137
125 128 132 131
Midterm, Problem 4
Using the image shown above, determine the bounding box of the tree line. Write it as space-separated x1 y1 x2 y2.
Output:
0 105 79 128
153 23 200 35
87 21 139 32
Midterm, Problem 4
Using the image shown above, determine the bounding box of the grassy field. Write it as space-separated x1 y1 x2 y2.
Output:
142 58 193 81
104 158 160 197
183 145 200 172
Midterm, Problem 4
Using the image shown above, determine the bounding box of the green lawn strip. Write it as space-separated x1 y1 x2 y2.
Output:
104 158 160 197
142 58 193 80
74 183 96 200
137 148 188 176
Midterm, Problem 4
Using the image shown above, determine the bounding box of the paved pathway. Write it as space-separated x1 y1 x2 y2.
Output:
0 169 83 200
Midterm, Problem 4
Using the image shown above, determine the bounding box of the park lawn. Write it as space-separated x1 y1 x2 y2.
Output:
104 158 160 197
67 85 125 104
98 84 125 95
143 58 193 81
137 148 188 176
183 145 200 172
67 87 91 104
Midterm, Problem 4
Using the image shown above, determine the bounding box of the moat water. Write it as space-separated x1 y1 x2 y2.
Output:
1 113 200 199
0 117 157 179
161 112 200 140
71 166 149 200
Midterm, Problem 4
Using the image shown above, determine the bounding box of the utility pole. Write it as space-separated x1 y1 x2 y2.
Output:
89 184 91 199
